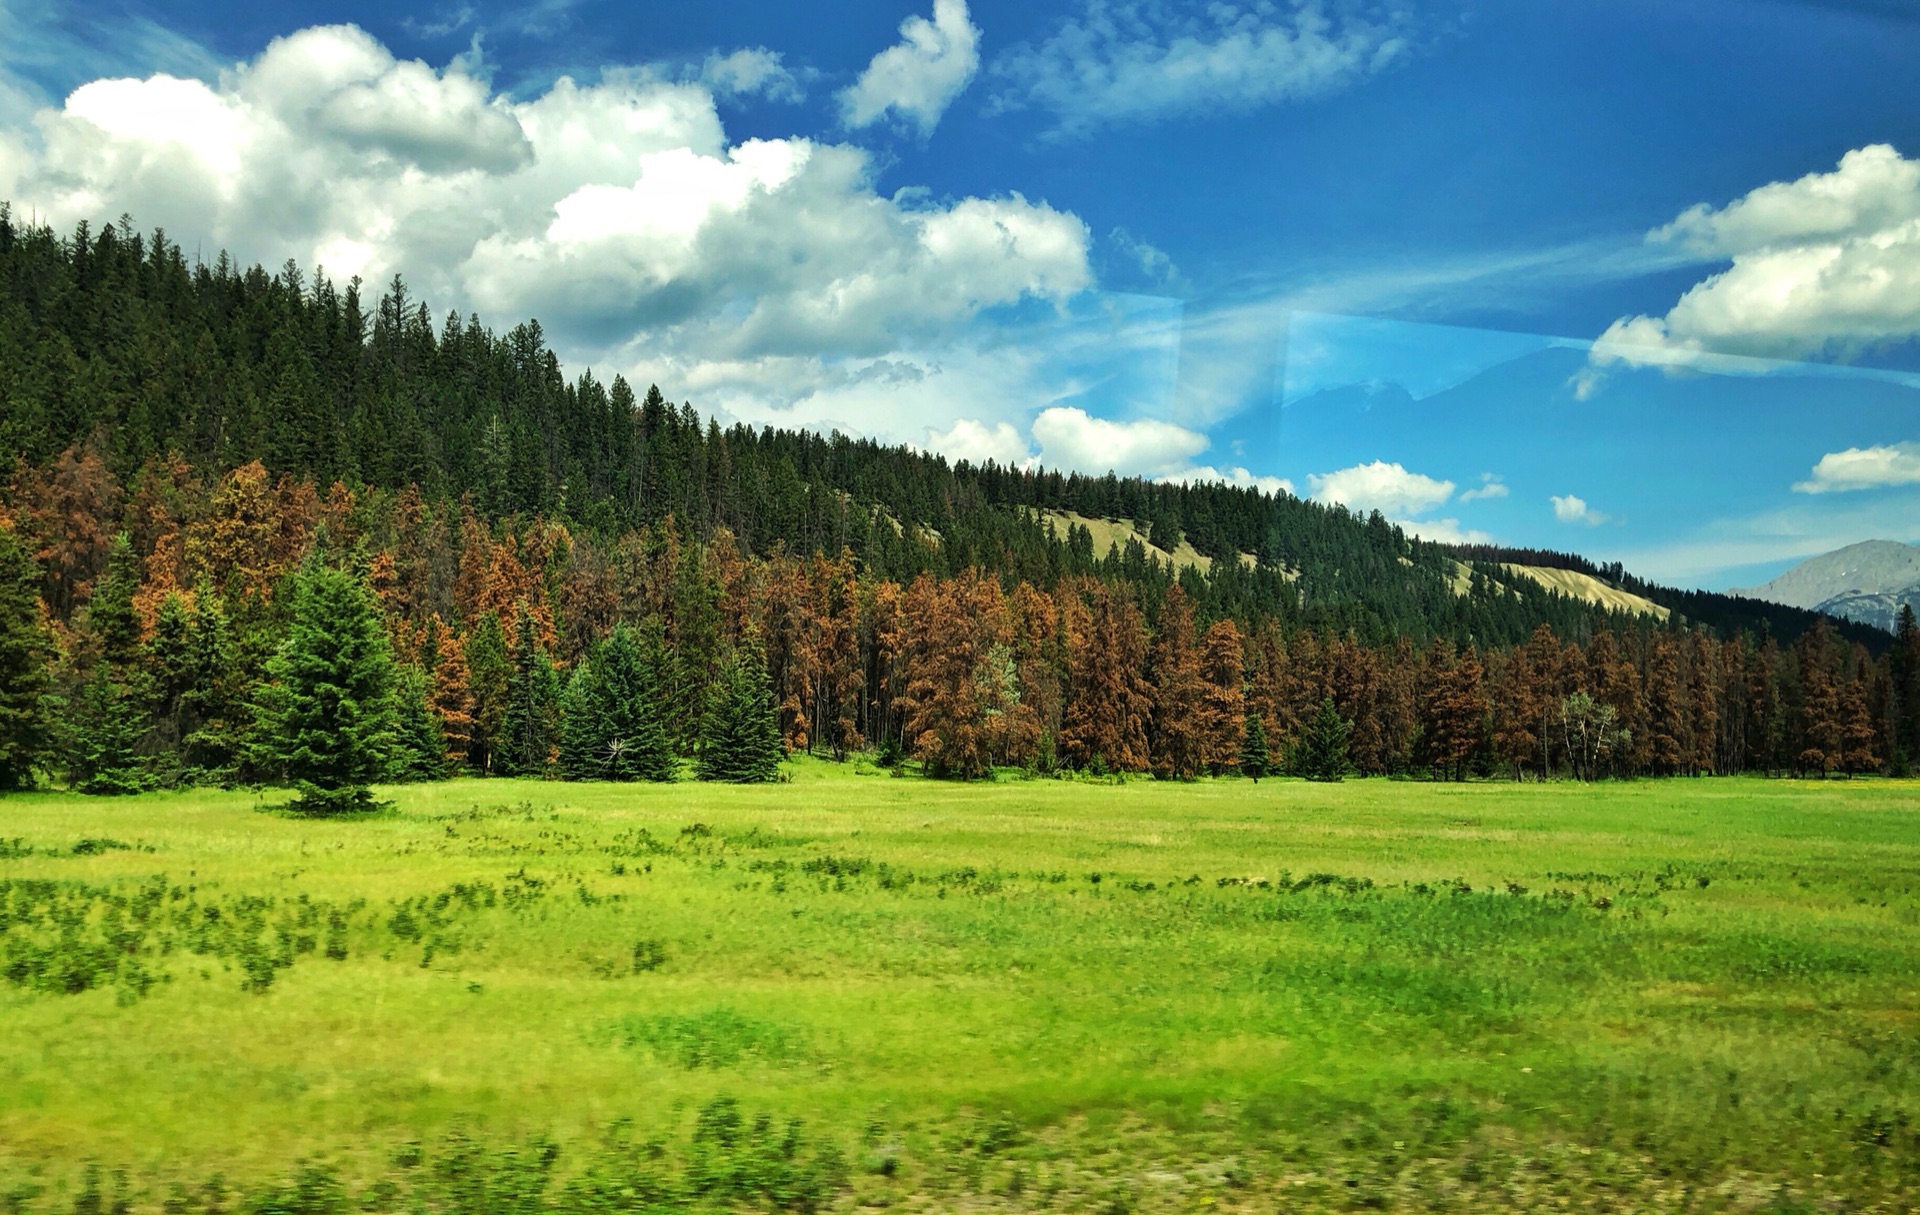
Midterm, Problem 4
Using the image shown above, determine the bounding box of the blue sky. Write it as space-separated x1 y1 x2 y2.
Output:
2 0 1918 587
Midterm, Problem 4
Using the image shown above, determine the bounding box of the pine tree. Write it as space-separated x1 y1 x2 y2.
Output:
425 615 474 769
1296 696 1353 783
1149 583 1206 779
67 668 151 795
497 608 560 777
1891 604 1920 775
464 612 510 773
87 533 144 670
389 666 452 782
1199 619 1245 775
252 561 399 814
182 587 245 781
591 623 675 782
1239 711 1269 781
0 527 55 790
558 660 604 779
697 645 783 783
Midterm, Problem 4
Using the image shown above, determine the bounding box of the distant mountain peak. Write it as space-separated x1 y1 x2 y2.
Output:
1732 540 1920 632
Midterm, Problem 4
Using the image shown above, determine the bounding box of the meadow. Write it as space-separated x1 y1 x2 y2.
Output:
1 764 1916 1214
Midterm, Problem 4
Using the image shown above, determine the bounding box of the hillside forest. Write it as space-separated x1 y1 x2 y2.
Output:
1 211 1917 793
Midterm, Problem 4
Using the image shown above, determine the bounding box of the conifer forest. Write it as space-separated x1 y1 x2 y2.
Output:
1 212 1916 800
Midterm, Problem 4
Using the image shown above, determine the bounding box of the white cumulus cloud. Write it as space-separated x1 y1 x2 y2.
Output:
698 48 807 103
3 21 1090 390
1396 517 1492 545
1551 494 1610 525
1031 406 1210 478
1458 472 1508 502
925 418 1033 467
1308 460 1454 517
991 0 1411 137
1587 144 1920 380
1792 442 1920 494
1157 465 1294 496
839 0 981 135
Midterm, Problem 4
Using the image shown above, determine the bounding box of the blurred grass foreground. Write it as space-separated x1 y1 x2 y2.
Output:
1 760 1917 1213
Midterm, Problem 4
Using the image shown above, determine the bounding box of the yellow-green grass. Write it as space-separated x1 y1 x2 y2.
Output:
1 764 1916 1212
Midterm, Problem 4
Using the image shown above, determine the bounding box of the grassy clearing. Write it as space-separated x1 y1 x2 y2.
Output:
1 764 1917 1212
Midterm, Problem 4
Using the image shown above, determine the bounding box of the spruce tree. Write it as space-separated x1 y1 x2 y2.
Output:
497 610 560 777
1892 603 1920 776
1296 697 1353 783
0 527 54 790
253 561 399 814
67 532 151 793
88 533 143 670
67 668 151 795
389 666 452 782
181 588 245 782
697 646 783 783
592 623 675 782
1239 711 1269 782
463 612 510 773
558 660 604 779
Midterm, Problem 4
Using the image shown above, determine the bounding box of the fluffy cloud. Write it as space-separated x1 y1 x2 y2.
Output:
1394 517 1492 545
1551 494 1610 525
1308 460 1454 517
1792 442 1920 494
991 0 1411 136
699 48 807 103
1302 461 1487 542
1588 144 1920 376
839 0 981 135
1031 406 1210 477
1458 472 1508 502
925 417 1033 467
5 23 1089 380
1158 465 1295 496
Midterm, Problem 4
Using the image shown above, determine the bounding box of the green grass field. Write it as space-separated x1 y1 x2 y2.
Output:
2 764 1917 1213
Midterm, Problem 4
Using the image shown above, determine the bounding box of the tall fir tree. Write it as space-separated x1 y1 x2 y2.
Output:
697 645 783 783
1296 697 1354 783
497 607 560 777
389 666 452 782
463 612 510 774
0 527 55 790
1892 603 1920 775
558 660 604 780
1239 711 1270 781
252 561 399 814
589 623 675 782
66 668 151 795
182 587 246 781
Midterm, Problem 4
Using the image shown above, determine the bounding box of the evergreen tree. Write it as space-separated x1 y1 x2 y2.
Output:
697 646 783 783
497 608 560 777
1892 603 1920 775
181 588 245 782
558 660 604 779
1295 697 1353 783
389 666 452 782
591 623 676 782
1239 711 1269 781
252 561 399 814
87 533 143 670
463 612 510 773
67 668 151 795
0 527 55 790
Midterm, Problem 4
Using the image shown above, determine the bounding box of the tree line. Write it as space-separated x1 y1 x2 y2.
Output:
1 449 1914 801
0 208 1879 654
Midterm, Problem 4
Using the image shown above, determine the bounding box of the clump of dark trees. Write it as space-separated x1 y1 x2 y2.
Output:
0 209 1916 805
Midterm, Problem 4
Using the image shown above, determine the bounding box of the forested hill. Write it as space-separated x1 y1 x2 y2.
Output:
0 207 1870 650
